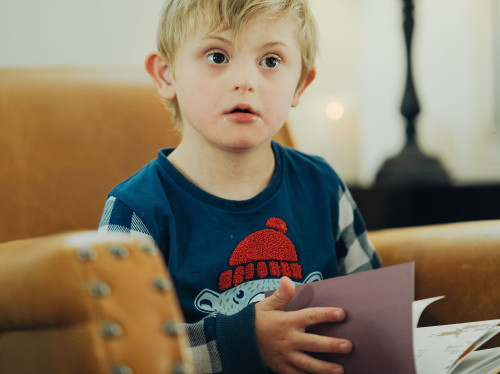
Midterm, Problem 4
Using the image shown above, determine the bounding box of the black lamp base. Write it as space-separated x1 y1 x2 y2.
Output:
375 144 450 186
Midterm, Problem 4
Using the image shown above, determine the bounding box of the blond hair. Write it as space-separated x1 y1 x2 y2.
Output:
156 0 319 124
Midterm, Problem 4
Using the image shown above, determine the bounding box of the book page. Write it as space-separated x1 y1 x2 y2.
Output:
412 296 445 329
450 347 500 374
413 320 500 374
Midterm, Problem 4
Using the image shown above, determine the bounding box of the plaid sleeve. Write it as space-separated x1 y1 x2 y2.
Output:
98 196 154 242
335 183 381 275
183 315 223 374
185 305 266 374
98 197 225 373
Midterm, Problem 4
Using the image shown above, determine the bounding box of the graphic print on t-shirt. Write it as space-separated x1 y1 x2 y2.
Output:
195 217 323 315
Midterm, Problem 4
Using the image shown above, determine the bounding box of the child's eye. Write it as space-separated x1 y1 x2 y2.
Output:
207 52 229 64
260 56 281 68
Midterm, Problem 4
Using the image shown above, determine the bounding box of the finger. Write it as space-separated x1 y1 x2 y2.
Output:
294 332 353 355
289 350 345 374
258 276 295 311
291 307 346 328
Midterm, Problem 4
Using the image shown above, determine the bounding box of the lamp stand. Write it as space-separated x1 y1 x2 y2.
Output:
375 0 450 186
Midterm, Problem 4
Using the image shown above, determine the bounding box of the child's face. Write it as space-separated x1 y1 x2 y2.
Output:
166 15 314 151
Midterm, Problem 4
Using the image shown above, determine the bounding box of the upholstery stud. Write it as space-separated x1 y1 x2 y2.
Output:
152 277 173 292
101 322 123 338
163 321 182 336
111 365 133 374
140 242 159 255
88 282 111 297
109 244 130 259
77 246 98 261
172 363 191 374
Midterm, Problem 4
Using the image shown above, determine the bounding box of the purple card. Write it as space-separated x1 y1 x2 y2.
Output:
267 262 416 374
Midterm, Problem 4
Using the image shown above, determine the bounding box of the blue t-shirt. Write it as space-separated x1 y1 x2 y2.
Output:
99 141 380 373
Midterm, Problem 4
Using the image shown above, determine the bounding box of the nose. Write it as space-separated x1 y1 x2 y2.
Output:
231 60 257 93
234 79 255 92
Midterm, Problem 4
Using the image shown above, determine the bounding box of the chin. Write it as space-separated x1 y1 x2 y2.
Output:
220 137 271 153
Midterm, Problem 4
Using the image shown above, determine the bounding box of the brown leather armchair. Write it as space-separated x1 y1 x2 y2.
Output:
0 232 193 374
370 220 500 347
0 68 498 373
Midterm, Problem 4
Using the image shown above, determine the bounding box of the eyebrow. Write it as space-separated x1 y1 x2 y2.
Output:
201 35 232 45
261 41 290 49
201 35 290 50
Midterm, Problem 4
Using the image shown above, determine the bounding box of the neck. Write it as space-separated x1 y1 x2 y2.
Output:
167 137 275 201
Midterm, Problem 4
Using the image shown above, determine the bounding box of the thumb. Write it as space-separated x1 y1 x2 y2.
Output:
260 276 296 311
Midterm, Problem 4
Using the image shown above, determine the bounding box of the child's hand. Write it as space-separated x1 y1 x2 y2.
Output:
255 277 352 374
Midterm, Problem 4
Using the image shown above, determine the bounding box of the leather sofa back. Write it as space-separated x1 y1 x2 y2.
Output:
1 68 178 242
0 68 294 242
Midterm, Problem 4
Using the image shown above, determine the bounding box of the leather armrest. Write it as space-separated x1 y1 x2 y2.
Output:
369 220 500 347
0 232 193 374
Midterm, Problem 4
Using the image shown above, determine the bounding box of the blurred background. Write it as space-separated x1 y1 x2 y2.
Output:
1 0 499 227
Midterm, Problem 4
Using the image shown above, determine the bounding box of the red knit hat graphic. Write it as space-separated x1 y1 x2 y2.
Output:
218 217 302 291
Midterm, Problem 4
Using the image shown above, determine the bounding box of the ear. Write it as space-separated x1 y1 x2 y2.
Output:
145 51 176 100
291 68 316 108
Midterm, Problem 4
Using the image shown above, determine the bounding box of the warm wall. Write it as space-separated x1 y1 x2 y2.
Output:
0 0 162 68
355 0 500 186
289 0 500 186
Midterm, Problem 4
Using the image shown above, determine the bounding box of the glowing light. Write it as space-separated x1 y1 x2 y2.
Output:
325 100 345 122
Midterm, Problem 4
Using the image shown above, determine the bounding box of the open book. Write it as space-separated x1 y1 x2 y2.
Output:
268 263 500 374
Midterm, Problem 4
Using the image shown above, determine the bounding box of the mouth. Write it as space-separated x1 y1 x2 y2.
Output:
225 105 260 123
226 105 258 116
231 108 253 114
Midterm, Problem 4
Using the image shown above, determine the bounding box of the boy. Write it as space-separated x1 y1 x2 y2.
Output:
98 0 381 373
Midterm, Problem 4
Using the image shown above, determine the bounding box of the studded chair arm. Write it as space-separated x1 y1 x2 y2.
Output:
0 231 193 374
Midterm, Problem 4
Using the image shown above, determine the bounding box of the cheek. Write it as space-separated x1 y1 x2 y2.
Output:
262 83 298 124
173 64 218 117
177 81 217 123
